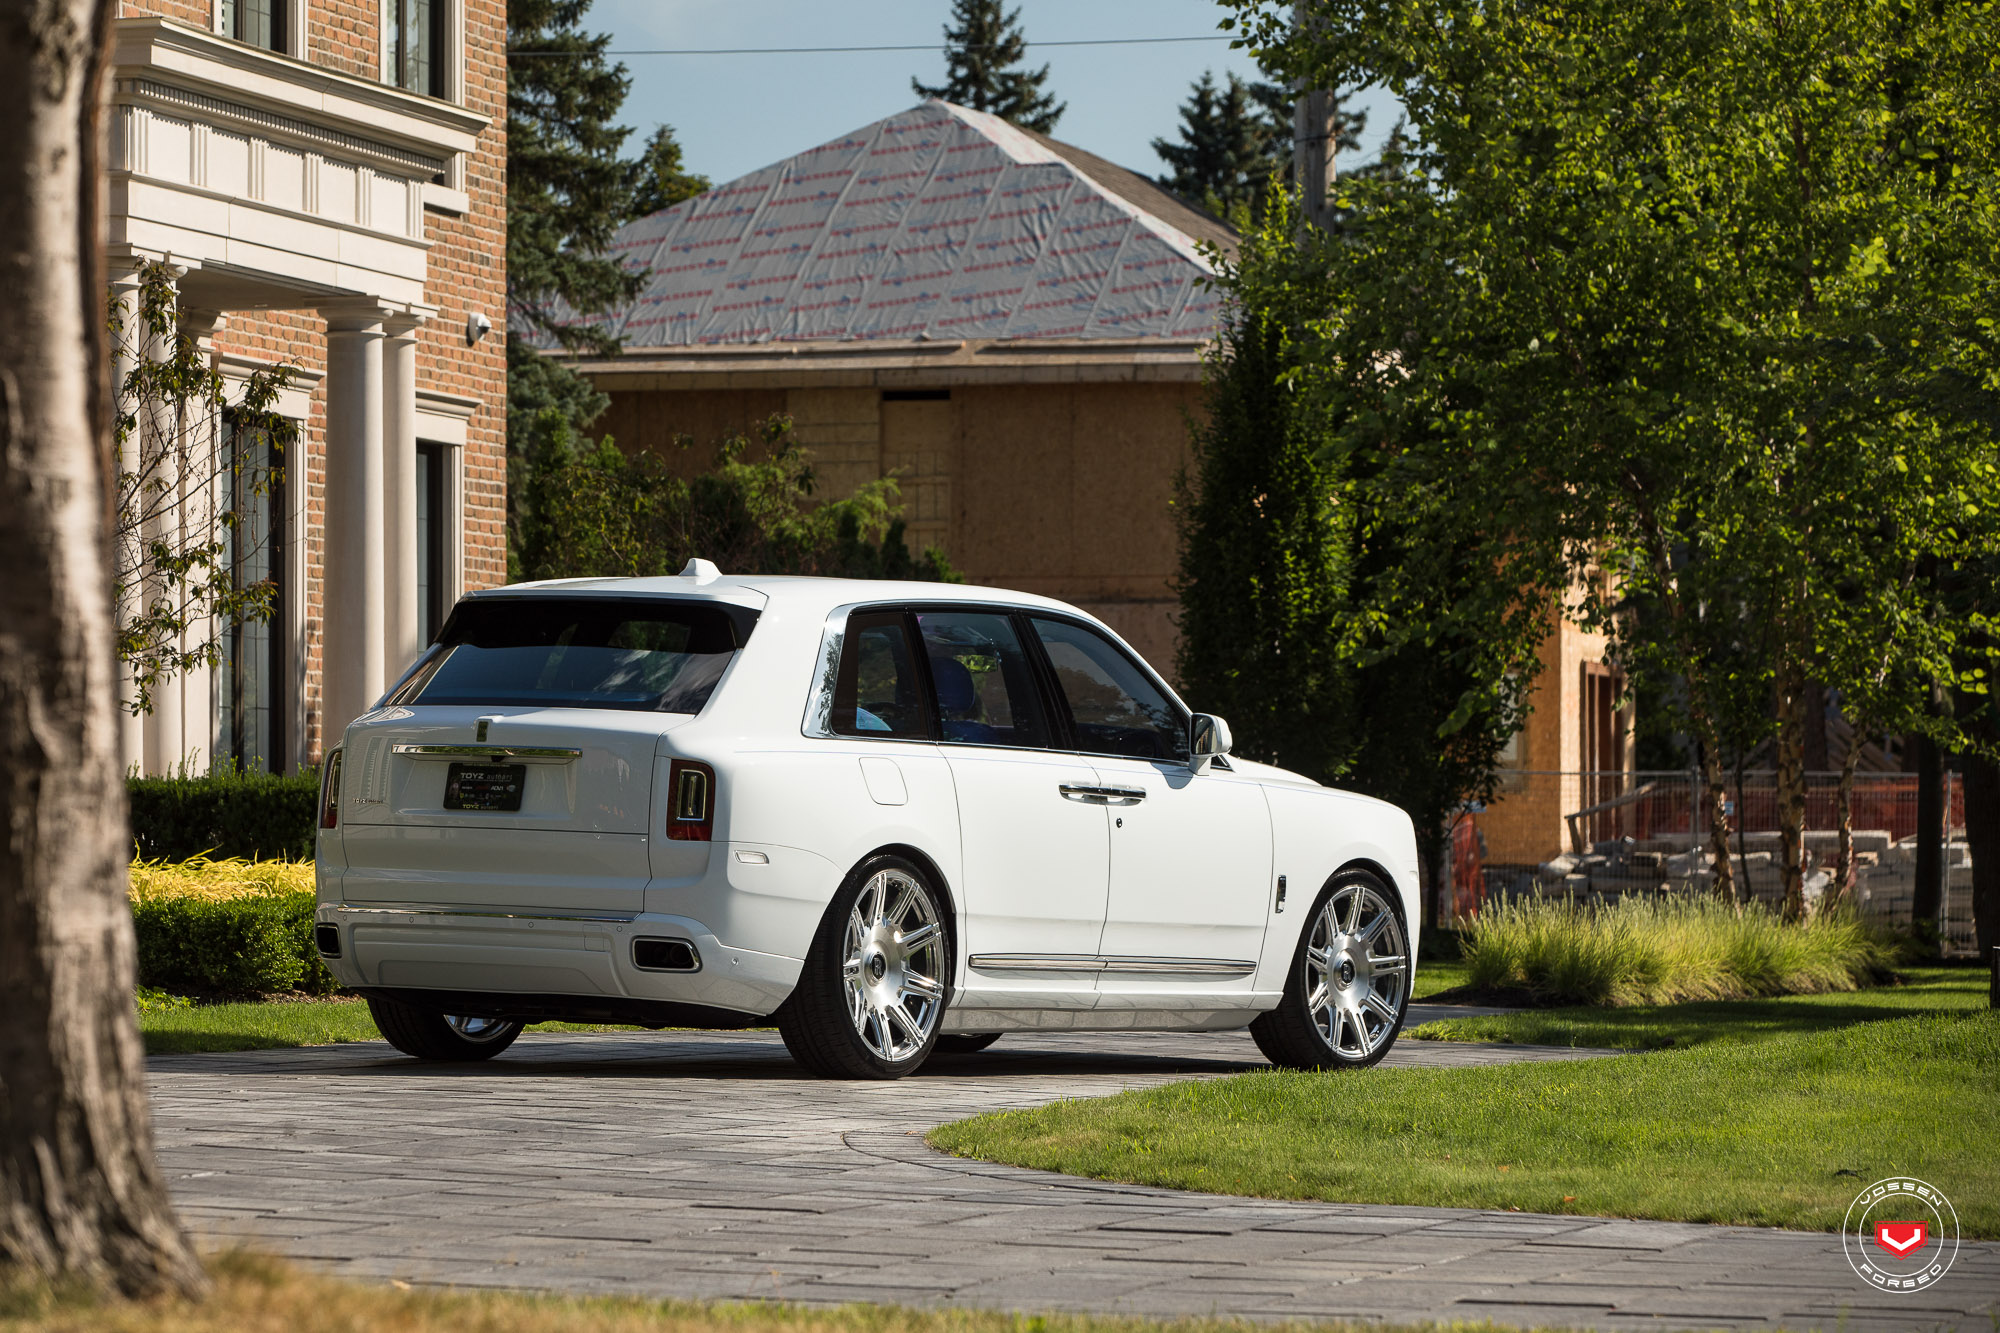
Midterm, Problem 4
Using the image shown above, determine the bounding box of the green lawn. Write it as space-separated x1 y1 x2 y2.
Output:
1411 957 1469 999
1407 964 1989 1048
139 998 635 1055
929 1010 1999 1236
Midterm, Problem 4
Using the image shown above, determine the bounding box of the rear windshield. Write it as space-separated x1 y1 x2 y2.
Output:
393 598 752 714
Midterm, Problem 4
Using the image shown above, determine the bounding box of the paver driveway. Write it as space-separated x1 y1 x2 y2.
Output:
151 1021 1999 1333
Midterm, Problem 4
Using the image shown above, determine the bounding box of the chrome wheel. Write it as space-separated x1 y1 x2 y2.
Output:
1303 879 1408 1059
443 1014 517 1043
840 867 946 1063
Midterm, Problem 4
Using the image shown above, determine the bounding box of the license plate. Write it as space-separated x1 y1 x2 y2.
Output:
443 762 525 812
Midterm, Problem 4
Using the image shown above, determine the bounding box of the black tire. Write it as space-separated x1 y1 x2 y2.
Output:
1250 869 1410 1071
779 853 952 1079
367 996 523 1062
933 1032 1002 1056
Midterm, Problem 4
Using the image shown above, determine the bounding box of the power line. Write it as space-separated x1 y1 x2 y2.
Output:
508 34 1233 58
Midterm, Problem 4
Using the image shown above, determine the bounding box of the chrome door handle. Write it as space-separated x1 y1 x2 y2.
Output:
1058 783 1147 805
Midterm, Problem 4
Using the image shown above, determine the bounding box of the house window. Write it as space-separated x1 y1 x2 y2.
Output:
416 441 449 644
221 0 287 53
214 421 288 772
389 0 448 98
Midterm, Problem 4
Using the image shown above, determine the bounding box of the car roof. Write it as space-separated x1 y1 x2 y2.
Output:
466 573 1091 619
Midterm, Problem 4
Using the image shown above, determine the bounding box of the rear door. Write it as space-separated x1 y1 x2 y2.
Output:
915 608 1110 1010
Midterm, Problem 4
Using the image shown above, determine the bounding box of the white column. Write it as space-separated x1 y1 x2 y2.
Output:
176 306 226 775
108 262 146 774
322 307 388 742
381 314 422 681
140 267 186 774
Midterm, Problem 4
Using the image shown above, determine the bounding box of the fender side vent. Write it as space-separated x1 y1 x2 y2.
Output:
313 924 342 958
633 937 700 972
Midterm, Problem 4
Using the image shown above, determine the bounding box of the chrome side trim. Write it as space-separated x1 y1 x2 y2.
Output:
968 953 1104 973
333 906 636 924
389 744 581 762
968 953 1258 976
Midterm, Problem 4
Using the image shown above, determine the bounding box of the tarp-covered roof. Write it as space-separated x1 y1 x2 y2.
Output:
564 100 1231 349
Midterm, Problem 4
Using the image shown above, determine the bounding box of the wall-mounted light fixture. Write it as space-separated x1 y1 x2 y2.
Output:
465 311 492 346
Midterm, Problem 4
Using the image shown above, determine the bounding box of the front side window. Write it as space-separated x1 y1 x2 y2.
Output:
1030 618 1188 761
830 612 928 739
221 0 286 53
394 599 749 713
916 611 1050 749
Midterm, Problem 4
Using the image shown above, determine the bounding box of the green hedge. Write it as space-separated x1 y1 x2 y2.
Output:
130 888 338 997
128 768 320 861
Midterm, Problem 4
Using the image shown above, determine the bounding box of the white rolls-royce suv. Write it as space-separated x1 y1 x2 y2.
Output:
313 563 1421 1079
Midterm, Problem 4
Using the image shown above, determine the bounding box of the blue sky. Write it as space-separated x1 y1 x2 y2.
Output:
591 0 1399 191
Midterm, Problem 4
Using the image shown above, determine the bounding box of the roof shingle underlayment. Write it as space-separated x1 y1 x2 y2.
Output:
566 100 1232 350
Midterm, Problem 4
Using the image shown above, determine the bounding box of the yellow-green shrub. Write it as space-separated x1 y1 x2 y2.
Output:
128 855 334 997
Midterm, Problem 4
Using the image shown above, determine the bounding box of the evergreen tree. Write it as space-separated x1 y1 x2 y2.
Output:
1152 72 1270 217
912 0 1064 133
505 0 641 572
628 124 711 218
1177 190 1527 926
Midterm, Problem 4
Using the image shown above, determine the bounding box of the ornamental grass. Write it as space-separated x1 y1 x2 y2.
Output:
1459 895 1896 1007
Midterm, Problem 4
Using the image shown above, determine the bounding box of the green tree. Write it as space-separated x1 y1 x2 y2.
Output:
505 0 640 568
518 414 961 585
1177 192 1530 924
912 0 1064 133
628 124 710 218
114 263 299 716
1232 0 2000 916
1153 72 1273 218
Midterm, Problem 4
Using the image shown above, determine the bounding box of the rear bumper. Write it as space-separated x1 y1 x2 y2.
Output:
313 903 804 1017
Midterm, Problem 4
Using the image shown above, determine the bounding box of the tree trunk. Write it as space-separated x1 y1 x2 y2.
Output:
1912 733 1944 957
1774 666 1809 920
0 0 204 1297
1693 712 1736 904
1832 729 1861 910
1963 752 1997 972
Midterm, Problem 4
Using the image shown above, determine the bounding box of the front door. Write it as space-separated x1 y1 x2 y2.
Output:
916 609 1109 1010
1028 617 1272 999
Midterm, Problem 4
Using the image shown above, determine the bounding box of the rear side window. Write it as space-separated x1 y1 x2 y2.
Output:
916 611 1051 749
830 612 929 739
397 599 748 713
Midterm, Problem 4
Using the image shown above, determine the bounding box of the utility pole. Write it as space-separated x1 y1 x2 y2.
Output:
1294 88 1339 232
1292 3 1339 233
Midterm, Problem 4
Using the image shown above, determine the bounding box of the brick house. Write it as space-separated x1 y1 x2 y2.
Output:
109 0 507 775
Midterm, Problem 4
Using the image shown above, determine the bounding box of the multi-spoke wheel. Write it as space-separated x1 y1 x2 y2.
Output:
779 854 952 1079
1250 870 1409 1070
365 996 523 1062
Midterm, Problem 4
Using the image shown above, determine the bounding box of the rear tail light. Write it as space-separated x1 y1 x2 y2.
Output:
319 749 344 830
666 759 715 841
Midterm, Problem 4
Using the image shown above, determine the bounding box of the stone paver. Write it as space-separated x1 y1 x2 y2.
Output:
149 1021 1998 1333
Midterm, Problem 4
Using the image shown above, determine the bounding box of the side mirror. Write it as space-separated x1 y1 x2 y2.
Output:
1189 713 1233 774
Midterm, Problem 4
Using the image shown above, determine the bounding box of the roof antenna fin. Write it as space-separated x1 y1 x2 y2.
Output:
680 557 722 582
